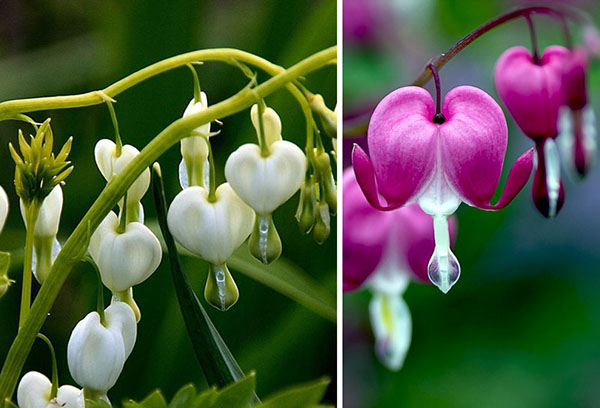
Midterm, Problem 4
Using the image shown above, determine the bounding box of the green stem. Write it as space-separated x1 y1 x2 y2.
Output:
206 138 217 202
95 268 106 325
118 193 128 234
256 99 270 156
187 63 202 103
105 100 122 156
36 334 58 399
19 202 40 329
0 45 336 405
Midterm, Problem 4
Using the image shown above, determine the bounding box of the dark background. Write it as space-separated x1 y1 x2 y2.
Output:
0 0 337 404
344 0 600 407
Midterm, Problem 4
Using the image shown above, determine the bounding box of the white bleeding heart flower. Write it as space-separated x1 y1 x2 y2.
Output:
94 139 150 219
179 93 213 188
0 186 8 234
167 183 254 265
17 371 82 408
67 301 136 395
250 104 282 146
20 185 63 283
225 142 306 215
89 211 162 294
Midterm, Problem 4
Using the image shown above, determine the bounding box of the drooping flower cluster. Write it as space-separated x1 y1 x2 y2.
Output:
344 169 456 369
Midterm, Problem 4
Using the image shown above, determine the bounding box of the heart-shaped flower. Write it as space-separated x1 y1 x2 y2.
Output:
95 139 150 221
67 301 136 395
17 371 81 408
179 92 215 189
167 183 254 265
225 142 306 215
353 85 532 292
20 185 63 283
495 46 573 217
89 211 162 294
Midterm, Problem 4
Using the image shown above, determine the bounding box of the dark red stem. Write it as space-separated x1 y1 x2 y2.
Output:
525 14 541 64
427 64 445 124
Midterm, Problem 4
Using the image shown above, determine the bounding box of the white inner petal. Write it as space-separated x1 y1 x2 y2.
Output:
543 138 561 218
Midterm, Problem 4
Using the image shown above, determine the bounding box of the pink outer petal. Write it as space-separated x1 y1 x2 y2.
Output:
475 148 534 210
563 48 588 110
367 86 437 205
440 85 508 207
352 145 403 211
343 168 395 291
495 46 569 139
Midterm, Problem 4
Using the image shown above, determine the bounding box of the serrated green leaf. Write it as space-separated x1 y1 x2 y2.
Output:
151 164 259 404
193 388 217 407
137 390 168 408
209 373 256 408
168 384 197 408
86 399 112 408
256 377 330 408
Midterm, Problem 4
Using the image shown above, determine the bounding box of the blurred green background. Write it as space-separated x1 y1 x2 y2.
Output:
0 0 336 404
343 1 600 407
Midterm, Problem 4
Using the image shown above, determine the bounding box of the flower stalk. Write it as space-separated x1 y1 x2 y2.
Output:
19 203 39 329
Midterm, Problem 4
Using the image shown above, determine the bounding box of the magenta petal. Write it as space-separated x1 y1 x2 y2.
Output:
367 86 437 205
439 86 508 206
343 168 394 291
475 148 535 210
495 46 568 139
352 145 403 211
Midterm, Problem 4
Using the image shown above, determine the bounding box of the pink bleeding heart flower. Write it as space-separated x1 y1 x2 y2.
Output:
352 85 533 293
495 45 569 217
558 48 597 179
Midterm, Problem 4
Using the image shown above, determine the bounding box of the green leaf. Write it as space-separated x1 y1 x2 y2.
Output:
138 390 168 408
151 164 259 404
86 400 112 408
256 377 330 408
228 247 336 323
193 388 217 407
3 399 17 408
168 384 197 408
209 373 256 408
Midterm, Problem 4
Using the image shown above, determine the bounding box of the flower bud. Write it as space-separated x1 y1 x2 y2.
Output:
250 104 282 146
89 211 162 293
204 263 239 311
17 371 82 408
248 214 282 264
184 93 211 137
20 185 63 283
310 95 337 139
167 183 254 266
0 186 8 234
94 139 150 221
67 301 136 394
313 150 337 212
312 201 331 244
295 178 317 234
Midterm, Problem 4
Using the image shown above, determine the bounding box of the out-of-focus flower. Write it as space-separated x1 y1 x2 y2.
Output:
495 45 569 217
352 86 531 292
343 169 456 369
17 371 81 408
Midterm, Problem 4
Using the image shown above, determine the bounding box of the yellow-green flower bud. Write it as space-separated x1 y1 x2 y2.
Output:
312 201 331 244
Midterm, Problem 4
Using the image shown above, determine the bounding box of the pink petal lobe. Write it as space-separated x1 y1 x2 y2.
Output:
494 46 568 139
367 86 437 205
352 145 402 210
439 86 508 206
343 168 394 291
476 148 535 210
